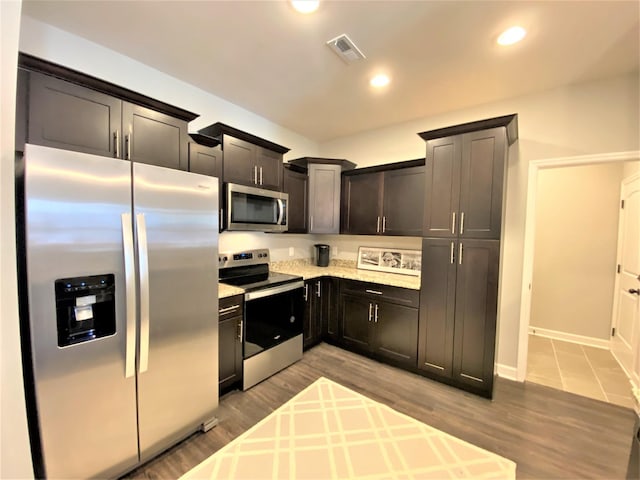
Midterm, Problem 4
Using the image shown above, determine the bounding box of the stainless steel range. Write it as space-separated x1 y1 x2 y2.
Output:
219 249 304 390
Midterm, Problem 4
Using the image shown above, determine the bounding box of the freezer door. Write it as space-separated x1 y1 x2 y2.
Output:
23 144 139 479
133 163 219 461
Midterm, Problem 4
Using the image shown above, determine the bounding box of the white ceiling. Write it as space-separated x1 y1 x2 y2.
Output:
21 0 640 143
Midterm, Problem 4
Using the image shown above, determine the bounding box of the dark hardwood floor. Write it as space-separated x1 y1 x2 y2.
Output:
123 343 636 479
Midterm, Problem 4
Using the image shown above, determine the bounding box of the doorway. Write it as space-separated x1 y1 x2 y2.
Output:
517 151 640 407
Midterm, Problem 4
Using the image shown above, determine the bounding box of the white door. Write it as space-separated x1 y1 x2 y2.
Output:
611 173 640 389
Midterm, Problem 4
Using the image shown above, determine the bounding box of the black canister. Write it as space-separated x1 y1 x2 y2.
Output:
314 244 330 267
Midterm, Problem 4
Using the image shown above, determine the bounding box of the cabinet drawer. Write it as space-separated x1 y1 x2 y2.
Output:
219 295 243 319
340 279 419 308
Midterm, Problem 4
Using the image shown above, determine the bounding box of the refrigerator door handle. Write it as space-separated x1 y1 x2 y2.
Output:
136 213 150 373
122 213 137 378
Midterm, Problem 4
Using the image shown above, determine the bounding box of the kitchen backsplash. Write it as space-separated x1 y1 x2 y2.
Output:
219 231 422 262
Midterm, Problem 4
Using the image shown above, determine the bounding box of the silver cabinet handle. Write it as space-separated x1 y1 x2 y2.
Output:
253 165 258 184
368 303 373 322
114 130 120 158
365 289 383 295
460 212 465 235
304 284 309 301
260 166 263 185
219 304 241 315
316 280 321 298
374 304 379 323
450 241 455 264
451 212 456 235
121 213 136 379
219 209 223 230
237 319 243 341
382 216 387 233
310 215 314 231
376 216 380 233
136 213 150 373
459 242 463 265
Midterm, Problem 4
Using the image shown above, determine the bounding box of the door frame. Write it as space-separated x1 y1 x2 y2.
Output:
516 150 640 381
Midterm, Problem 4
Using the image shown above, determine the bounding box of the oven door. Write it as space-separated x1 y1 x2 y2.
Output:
243 281 304 359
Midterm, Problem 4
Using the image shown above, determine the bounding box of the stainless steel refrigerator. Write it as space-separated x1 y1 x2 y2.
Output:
21 144 219 479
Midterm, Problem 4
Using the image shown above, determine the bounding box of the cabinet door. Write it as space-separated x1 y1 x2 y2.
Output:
418 238 457 377
256 147 283 191
222 135 257 186
283 167 308 233
189 142 224 231
452 239 499 392
188 142 222 178
373 301 418 366
340 293 373 352
423 136 462 237
219 315 242 391
303 280 317 349
123 103 187 170
459 128 506 239
308 164 341 234
382 166 425 236
322 278 340 342
342 172 382 235
28 71 122 158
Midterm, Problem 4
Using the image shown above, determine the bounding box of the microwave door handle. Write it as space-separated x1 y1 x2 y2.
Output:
276 198 285 225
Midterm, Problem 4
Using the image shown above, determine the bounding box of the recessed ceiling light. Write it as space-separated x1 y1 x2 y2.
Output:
497 26 526 46
370 74 390 88
291 0 319 14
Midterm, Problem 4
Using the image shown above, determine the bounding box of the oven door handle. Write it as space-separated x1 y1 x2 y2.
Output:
244 280 304 301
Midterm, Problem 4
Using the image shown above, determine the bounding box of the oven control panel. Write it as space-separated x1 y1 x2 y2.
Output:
219 248 270 269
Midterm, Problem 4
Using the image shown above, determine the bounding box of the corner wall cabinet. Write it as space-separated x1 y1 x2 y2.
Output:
287 158 356 234
16 54 197 170
341 160 425 236
199 122 289 192
218 295 243 393
417 114 518 398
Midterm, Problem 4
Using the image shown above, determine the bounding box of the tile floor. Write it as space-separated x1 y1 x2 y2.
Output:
526 335 634 409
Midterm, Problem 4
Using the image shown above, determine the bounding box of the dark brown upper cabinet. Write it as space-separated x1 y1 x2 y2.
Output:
198 123 290 192
341 161 425 236
286 158 357 234
420 115 518 240
283 165 308 233
188 139 223 231
17 54 197 170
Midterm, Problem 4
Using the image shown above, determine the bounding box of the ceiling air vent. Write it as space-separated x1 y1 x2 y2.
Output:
326 34 366 64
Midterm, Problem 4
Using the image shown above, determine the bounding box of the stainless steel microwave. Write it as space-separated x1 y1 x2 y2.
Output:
226 183 288 232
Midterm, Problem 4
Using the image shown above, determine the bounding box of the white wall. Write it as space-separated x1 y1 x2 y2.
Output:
319 73 640 371
18 16 320 161
530 163 624 341
1 0 34 477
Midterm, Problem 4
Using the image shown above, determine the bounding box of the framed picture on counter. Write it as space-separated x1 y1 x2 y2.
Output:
357 247 421 276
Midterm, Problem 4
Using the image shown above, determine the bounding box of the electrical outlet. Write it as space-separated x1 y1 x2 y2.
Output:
288 247 294 257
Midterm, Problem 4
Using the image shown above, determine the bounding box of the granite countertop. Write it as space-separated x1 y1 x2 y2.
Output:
271 259 421 290
218 259 421 299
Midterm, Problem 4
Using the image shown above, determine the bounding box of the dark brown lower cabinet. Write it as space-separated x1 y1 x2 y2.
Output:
418 237 499 397
304 278 337 349
339 279 418 368
219 295 243 392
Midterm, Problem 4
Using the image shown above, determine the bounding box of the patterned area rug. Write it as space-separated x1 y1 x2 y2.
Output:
181 377 516 479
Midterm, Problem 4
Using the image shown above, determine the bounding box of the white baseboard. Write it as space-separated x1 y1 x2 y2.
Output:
528 326 609 349
495 363 518 381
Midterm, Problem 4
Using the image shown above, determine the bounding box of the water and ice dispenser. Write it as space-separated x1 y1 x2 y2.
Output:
55 274 116 347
